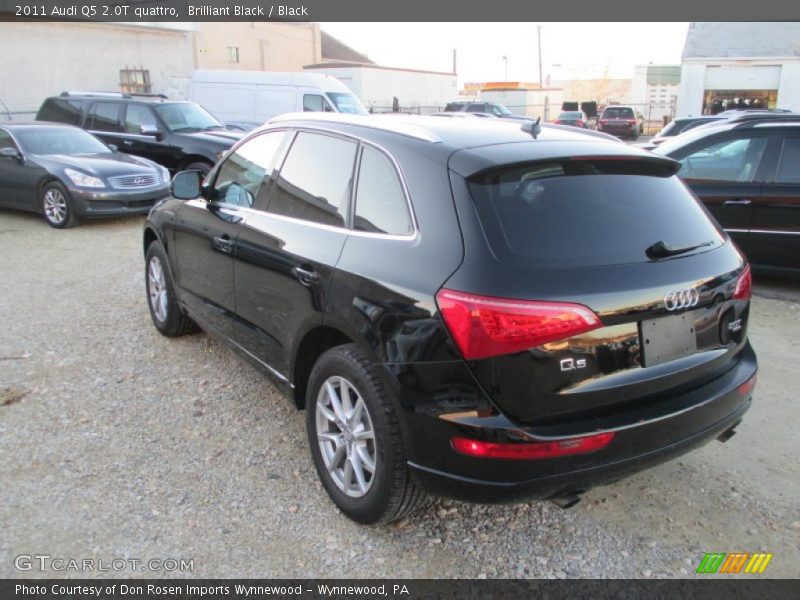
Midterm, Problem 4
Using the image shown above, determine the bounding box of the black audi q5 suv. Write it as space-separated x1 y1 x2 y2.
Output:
143 113 756 524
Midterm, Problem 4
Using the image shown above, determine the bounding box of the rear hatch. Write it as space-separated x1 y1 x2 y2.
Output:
600 107 636 131
443 147 751 428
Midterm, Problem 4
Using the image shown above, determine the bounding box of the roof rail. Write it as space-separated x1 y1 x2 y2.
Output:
59 91 168 99
732 114 800 127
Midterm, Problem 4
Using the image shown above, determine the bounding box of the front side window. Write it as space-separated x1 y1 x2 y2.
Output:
679 136 768 183
87 102 121 132
303 94 333 113
210 131 287 208
775 137 800 183
267 132 357 227
123 104 158 134
354 146 412 235
466 104 487 113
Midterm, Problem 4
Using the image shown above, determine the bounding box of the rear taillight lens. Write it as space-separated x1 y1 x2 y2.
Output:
435 289 602 360
576 120 585 127
738 374 757 396
626 119 637 125
452 432 615 460
733 265 752 300
599 119 608 124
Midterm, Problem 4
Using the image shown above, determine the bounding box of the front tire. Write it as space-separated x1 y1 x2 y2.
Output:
42 181 78 228
306 344 425 524
145 240 196 337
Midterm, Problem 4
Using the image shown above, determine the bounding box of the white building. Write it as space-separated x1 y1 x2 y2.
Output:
676 22 800 117
0 22 196 120
304 62 457 114
631 65 680 123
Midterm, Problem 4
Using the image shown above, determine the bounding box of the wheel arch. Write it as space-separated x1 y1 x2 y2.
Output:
291 325 358 410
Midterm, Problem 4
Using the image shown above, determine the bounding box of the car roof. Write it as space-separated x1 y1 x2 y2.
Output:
654 117 800 156
263 113 673 177
1 121 81 131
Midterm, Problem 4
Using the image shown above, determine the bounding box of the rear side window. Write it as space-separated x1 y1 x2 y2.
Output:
354 146 412 235
268 132 357 227
775 137 800 183
603 107 634 119
466 104 487 113
37 99 83 126
678 137 768 183
87 102 121 132
466 160 724 268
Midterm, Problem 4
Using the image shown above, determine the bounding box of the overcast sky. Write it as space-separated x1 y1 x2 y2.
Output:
320 23 690 84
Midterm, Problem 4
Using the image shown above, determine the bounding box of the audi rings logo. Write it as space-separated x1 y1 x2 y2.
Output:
664 288 700 311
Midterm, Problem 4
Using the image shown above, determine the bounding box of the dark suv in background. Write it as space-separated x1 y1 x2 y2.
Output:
36 92 242 176
144 113 756 524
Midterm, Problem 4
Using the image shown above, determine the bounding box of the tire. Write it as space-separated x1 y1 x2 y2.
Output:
306 344 426 524
41 181 78 228
184 161 212 179
145 240 196 337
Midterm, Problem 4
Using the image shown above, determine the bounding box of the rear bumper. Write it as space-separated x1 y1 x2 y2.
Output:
68 185 170 218
381 342 756 504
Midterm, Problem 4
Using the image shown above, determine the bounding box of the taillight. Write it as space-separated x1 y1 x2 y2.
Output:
599 119 608 125
576 120 585 127
733 265 752 300
737 374 757 396
435 289 602 360
452 432 615 460
626 119 637 125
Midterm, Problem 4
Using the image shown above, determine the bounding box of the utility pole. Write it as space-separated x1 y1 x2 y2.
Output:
502 55 508 81
537 25 543 87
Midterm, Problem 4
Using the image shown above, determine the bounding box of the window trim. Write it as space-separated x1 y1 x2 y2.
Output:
0 127 22 153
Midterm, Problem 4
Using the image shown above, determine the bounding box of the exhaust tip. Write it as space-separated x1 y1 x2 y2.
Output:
551 493 582 509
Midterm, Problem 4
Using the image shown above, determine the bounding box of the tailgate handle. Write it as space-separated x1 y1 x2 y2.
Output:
723 199 751 206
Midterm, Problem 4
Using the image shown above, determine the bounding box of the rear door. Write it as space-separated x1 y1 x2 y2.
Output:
233 129 356 378
84 101 125 148
0 129 39 209
675 132 775 259
748 133 800 272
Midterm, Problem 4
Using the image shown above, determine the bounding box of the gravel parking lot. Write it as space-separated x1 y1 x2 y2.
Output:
1 212 798 579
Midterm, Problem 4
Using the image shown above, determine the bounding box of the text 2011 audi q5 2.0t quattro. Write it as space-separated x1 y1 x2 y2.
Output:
143 114 757 524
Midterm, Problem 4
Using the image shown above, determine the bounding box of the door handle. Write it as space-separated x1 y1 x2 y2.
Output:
212 234 234 254
723 199 751 206
292 266 320 286
122 140 133 146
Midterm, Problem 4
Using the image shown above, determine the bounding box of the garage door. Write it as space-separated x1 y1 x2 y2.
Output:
704 65 781 90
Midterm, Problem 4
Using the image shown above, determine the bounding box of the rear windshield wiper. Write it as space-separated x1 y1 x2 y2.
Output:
646 239 714 259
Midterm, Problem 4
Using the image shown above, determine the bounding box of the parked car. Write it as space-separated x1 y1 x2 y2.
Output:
190 70 368 127
143 113 756 524
648 110 796 148
36 92 243 176
597 105 640 139
653 115 800 276
553 111 589 128
0 122 170 228
444 101 531 121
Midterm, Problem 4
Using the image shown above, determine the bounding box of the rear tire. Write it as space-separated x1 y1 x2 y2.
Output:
145 240 196 337
41 181 78 228
306 344 426 524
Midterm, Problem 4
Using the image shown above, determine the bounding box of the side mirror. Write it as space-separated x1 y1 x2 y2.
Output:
140 124 162 140
0 147 21 161
107 143 118 152
172 170 202 200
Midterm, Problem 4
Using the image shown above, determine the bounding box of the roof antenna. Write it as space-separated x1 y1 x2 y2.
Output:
521 116 541 139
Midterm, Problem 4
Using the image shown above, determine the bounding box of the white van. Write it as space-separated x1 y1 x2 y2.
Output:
189 70 368 130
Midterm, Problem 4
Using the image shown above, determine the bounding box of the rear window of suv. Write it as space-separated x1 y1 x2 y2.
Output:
602 107 634 119
466 160 724 268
